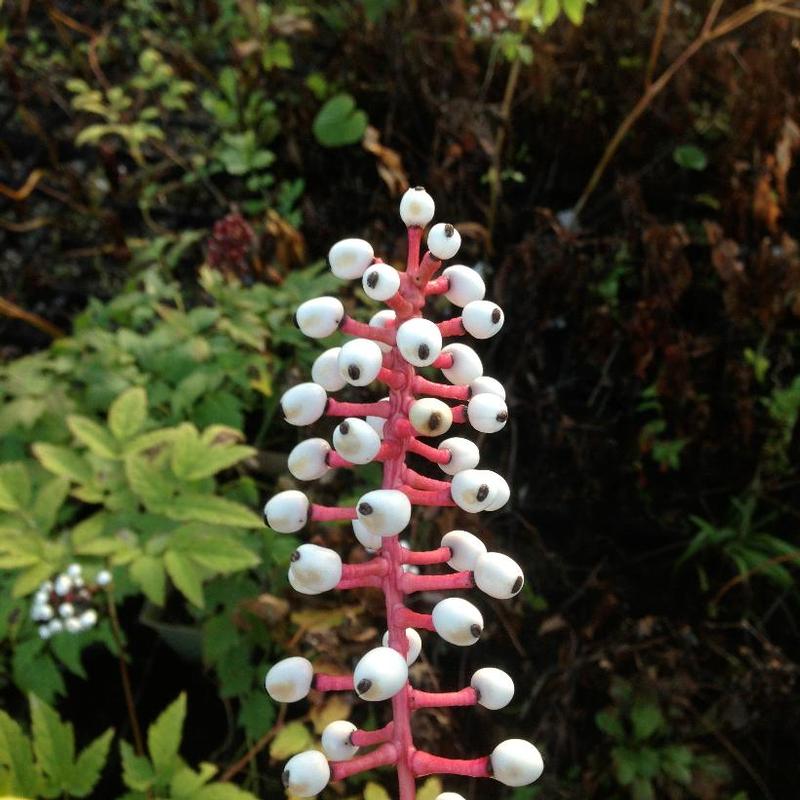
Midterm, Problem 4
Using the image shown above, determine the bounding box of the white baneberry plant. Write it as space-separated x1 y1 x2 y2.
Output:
263 187 543 799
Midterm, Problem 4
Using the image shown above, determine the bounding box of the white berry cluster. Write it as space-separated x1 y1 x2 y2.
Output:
30 564 112 639
262 186 543 798
468 0 516 39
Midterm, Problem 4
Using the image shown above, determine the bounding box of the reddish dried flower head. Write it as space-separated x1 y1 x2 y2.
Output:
206 211 255 274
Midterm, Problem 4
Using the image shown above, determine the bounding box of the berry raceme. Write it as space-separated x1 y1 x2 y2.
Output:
31 565 108 639
263 187 543 798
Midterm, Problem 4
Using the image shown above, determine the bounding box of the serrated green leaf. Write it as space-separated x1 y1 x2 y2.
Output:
13 562 58 598
0 462 31 511
32 444 92 483
68 728 113 797
120 740 154 791
147 693 186 778
0 709 40 796
30 694 75 789
171 527 259 573
67 415 120 459
268 722 313 760
165 550 205 607
130 555 167 606
124 453 172 509
631 703 663 741
562 0 587 24
312 94 368 147
12 641 65 703
109 387 148 440
170 763 217 796
164 494 262 528
33 476 71 533
194 781 261 800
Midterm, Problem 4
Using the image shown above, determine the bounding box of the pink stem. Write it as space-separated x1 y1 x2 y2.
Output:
417 251 443 284
413 376 470 400
411 751 491 779
437 317 466 337
431 352 455 370
403 467 452 492
424 275 449 295
396 607 436 631
406 437 452 464
393 418 418 438
310 504 357 522
331 743 398 780
351 722 394 747
340 315 395 345
378 367 406 389
337 575 383 590
451 404 467 423
409 687 478 709
386 292 415 316
406 227 423 277
401 546 452 565
326 451 354 469
400 485 454 507
401 571 474 594
341 559 388 579
327 399 390 418
314 674 354 692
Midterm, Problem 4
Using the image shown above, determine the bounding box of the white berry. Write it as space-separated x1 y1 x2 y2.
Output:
295 296 344 338
356 489 411 536
281 383 328 426
338 338 384 386
396 318 442 367
288 544 342 594
491 739 544 787
432 597 483 646
265 656 314 703
288 438 332 481
65 617 81 633
450 469 500 513
474 552 524 599
362 263 400 301
282 750 331 797
427 223 461 260
58 602 74 619
263 490 309 533
67 563 82 578
328 238 374 279
400 186 435 227
333 418 381 464
440 343 483 385
353 646 408 701
486 474 510 511
79 609 98 629
369 310 397 353
409 398 453 436
467 393 508 433
312 347 347 391
441 530 487 571
438 437 480 475
54 575 71 596
435 794 467 800
443 264 485 307
382 627 423 665
462 300 504 339
321 720 359 761
48 619 63 635
470 376 506 400
471 667 515 710
352 519 383 552
96 569 112 587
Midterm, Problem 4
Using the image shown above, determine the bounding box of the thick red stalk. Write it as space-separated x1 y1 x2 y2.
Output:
400 546 452 565
310 504 356 522
437 317 466 337
330 743 398 780
327 399 390 418
412 376 470 400
315 674 354 692
351 722 394 746
340 315 395 344
401 571 474 594
411 751 491 779
406 437 452 464
409 687 478 709
424 275 450 295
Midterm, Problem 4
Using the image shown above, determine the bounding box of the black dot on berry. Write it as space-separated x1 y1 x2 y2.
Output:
290 551 301 562
358 502 373 516
444 223 455 237
348 364 361 381
428 412 442 431
339 421 350 435
491 308 502 324
366 271 379 289
496 411 508 422
357 679 372 695
476 484 490 502
470 624 482 638
418 343 430 360
511 576 523 595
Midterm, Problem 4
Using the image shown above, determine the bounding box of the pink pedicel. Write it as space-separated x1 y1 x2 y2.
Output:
264 187 544 798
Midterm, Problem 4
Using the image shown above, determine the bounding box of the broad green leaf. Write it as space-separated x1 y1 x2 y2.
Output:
312 94 368 147
124 454 171 509
147 693 186 778
613 745 638 786
170 763 217 796
30 694 75 789
673 144 708 171
13 562 58 598
164 550 205 607
130 555 167 605
0 462 31 511
364 782 391 800
120 740 154 791
109 387 148 440
165 494 262 528
562 0 587 24
631 703 663 741
268 722 313 760
171 527 259 573
416 777 443 800
32 444 92 484
12 642 65 703
0 709 40 796
32 476 70 533
194 782 261 800
67 415 120 459
596 709 625 740
68 728 113 797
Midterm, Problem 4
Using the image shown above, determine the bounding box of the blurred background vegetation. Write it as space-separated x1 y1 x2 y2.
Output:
1 1 799 798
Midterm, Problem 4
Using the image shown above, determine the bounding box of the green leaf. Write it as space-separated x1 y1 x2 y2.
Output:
130 555 167 605
170 763 217 796
613 746 638 786
33 476 71 533
67 415 120 459
194 782 261 800
0 462 32 511
364 782 392 800
32 443 93 484
68 728 113 797
562 0 587 24
13 561 58 598
171 424 255 481
312 94 368 147
171 526 259 573
269 722 314 759
147 693 186 778
124 453 172 509
120 739 155 791
631 702 663 741
596 709 625 740
30 694 75 789
165 494 262 528
0 709 40 796
165 550 205 607
673 144 708 171
109 387 148 440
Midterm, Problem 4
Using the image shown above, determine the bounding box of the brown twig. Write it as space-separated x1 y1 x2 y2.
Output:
218 704 289 783
0 296 65 339
644 0 672 87
710 551 800 608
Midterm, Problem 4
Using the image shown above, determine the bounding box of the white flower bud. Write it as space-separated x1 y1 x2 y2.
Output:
58 602 74 619
281 383 328 426
288 438 332 481
352 518 383 552
328 238 374 279
263 490 309 533
65 617 82 633
321 720 359 761
48 619 63 635
490 739 544 787
441 530 487 571
282 750 331 797
486 474 510 511
409 398 453 437
382 627 423 665
467 393 508 433
474 552 523 599
427 223 461 260
265 656 314 703
79 609 98 629
432 597 483 646
338 338 384 386
288 544 343 595
400 186 435 227
312 347 347 391
54 575 71 596
438 437 480 475
450 469 500 512
295 296 344 338
443 265 486 307
356 489 411 536
471 667 515 710
369 310 397 353
353 646 408 700
362 263 400 301
96 569 112 587
396 318 442 367
470 376 506 400
440 343 483 385
462 300 504 339
67 563 82 578
333 418 381 464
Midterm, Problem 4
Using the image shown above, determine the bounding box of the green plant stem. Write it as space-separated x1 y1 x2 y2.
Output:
106 591 146 757
219 705 288 783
